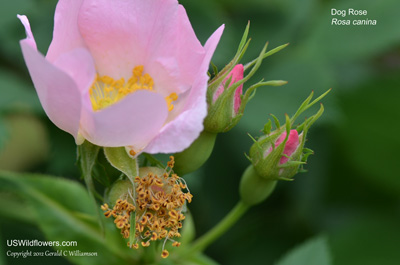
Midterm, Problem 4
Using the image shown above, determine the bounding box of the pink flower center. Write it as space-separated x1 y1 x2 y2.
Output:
89 65 178 111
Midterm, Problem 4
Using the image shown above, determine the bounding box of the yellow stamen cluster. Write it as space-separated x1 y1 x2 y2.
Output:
89 65 178 111
101 200 136 239
101 156 192 259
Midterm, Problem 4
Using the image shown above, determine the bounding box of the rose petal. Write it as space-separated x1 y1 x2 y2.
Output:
144 25 225 154
52 48 96 93
19 44 82 141
46 0 87 62
17 15 36 49
80 90 168 149
232 64 244 114
78 0 204 94
275 130 300 164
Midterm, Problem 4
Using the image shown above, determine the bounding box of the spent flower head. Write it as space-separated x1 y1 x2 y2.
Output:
102 156 192 259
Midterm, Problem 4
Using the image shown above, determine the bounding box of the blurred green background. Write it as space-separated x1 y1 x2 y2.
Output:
1 0 400 264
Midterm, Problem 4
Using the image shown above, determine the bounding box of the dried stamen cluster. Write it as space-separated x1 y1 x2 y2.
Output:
102 157 192 258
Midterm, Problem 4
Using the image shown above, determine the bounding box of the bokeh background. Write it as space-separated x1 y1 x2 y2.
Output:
1 0 400 264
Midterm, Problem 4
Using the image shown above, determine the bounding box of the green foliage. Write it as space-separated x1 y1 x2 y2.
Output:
275 236 332 265
0 171 138 265
330 215 400 265
337 76 400 194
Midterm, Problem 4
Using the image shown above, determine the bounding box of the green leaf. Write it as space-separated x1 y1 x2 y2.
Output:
0 191 35 225
275 236 332 265
104 147 138 181
0 171 138 265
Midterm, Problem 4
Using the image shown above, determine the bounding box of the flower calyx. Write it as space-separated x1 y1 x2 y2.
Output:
247 90 330 181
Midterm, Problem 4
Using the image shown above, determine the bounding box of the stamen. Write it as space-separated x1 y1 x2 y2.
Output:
161 250 169 259
89 66 178 112
165 93 179 111
101 156 190 258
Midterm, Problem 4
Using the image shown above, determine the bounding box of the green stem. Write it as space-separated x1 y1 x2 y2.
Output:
183 201 250 256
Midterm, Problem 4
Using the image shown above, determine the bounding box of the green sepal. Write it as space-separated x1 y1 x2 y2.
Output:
248 90 329 181
238 79 287 118
243 43 289 72
103 147 138 183
77 141 104 233
77 141 101 200
278 161 306 168
263 120 272 135
271 114 281 130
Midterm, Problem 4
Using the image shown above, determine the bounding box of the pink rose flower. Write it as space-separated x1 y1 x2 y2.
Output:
18 0 224 155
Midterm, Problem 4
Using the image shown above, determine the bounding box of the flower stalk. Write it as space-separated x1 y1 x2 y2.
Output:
183 201 250 256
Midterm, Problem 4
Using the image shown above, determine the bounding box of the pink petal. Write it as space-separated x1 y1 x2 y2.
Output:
46 0 87 62
19 16 82 141
232 64 244 114
17 15 36 49
144 25 225 154
212 64 244 114
52 48 96 93
78 0 204 94
275 130 300 164
80 90 168 149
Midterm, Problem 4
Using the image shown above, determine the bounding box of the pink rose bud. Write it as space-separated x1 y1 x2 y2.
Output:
248 127 305 180
204 64 245 133
212 64 244 114
269 130 300 164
